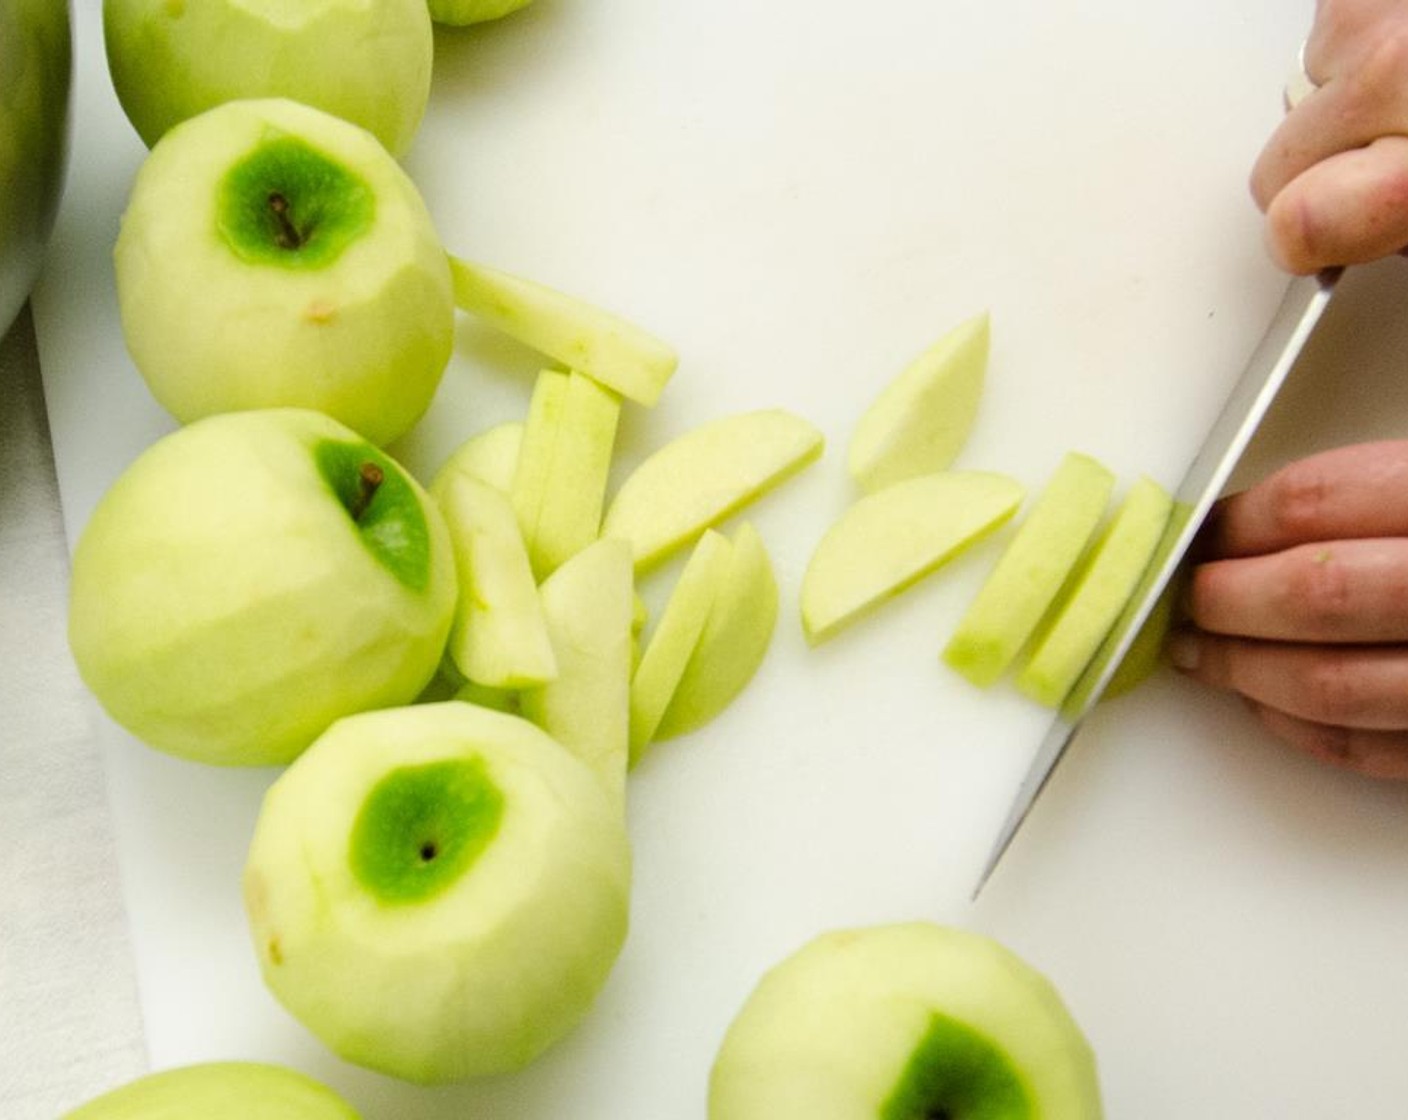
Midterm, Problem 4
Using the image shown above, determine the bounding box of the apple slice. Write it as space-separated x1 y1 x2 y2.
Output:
1018 476 1174 708
942 451 1115 687
603 409 824 573
61 1061 360 1119
800 471 1024 645
630 530 734 763
848 311 990 493
520 538 634 813
512 369 622 580
431 421 524 497
243 701 631 1084
448 254 678 406
655 523 778 741
709 922 1103 1119
435 473 557 690
454 679 522 715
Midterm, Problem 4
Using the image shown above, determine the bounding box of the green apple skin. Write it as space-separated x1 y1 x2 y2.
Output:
655 522 778 741
709 923 1103 1120
431 420 525 498
68 409 457 767
61 1061 360 1119
848 311 990 494
431 0 533 26
103 0 432 156
114 98 454 448
243 701 631 1084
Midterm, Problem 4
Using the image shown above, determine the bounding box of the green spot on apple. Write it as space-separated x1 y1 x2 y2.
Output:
218 134 374 269
315 438 431 593
349 757 504 905
881 1013 1031 1120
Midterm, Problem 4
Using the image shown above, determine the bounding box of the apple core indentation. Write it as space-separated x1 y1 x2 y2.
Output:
349 756 504 905
881 1012 1032 1120
314 439 432 592
217 134 374 269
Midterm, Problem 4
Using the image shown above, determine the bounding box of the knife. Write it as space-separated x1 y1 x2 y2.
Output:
972 266 1341 898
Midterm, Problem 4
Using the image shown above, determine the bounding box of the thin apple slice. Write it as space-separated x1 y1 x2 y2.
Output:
942 451 1115 687
448 254 678 406
511 369 621 580
520 538 634 813
801 471 1024 646
656 523 778 741
1017 476 1174 708
630 530 733 763
430 421 523 497
848 312 990 493
603 409 824 573
435 473 556 689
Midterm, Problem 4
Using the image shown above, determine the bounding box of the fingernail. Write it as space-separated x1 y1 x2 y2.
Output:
1166 632 1201 671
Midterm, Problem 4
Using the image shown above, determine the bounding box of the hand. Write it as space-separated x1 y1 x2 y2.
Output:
1172 441 1408 779
1252 0 1408 272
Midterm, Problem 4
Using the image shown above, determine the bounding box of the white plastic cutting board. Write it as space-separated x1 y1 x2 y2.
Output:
32 0 1408 1115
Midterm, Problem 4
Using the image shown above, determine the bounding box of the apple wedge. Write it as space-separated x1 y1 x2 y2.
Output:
709 922 1103 1119
603 409 824 573
435 473 557 690
943 451 1115 687
520 538 635 814
848 311 990 493
630 530 734 763
801 471 1024 645
512 369 622 580
61 1061 360 1119
431 421 524 497
655 523 778 741
448 254 678 406
1017 476 1174 708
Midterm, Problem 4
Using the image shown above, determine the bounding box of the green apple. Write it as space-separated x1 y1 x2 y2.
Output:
512 368 622 579
943 452 1115 687
1018 476 1173 708
709 922 1103 1120
848 311 990 493
431 420 524 497
103 0 432 156
243 701 631 1084
435 472 557 689
448 254 677 406
629 529 733 763
801 471 1024 645
114 97 454 447
520 537 635 813
68 408 457 767
430 0 533 26
603 409 824 573
655 522 778 741
61 1061 359 1119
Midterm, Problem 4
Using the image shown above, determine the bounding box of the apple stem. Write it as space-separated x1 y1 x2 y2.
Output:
267 192 304 251
350 462 384 521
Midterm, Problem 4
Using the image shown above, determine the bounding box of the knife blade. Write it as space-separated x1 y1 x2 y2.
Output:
973 266 1341 898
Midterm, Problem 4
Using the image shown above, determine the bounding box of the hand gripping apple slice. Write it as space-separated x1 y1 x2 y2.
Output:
114 98 454 447
434 472 557 690
603 409 824 573
520 538 635 814
61 1061 359 1119
848 311 991 493
243 701 631 1084
708 922 1103 1120
943 452 1115 687
801 471 1024 645
1018 476 1174 708
655 523 778 741
431 421 524 497
448 254 678 406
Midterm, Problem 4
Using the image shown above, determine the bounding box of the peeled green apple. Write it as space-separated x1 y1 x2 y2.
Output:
114 97 454 447
430 0 533 27
103 0 433 156
243 701 631 1084
68 408 456 767
709 923 1103 1120
61 1061 359 1119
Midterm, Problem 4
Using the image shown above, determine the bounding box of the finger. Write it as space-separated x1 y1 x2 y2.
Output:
1201 441 1408 559
1168 630 1408 728
1188 539 1408 643
1249 701 1408 780
1264 137 1408 272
